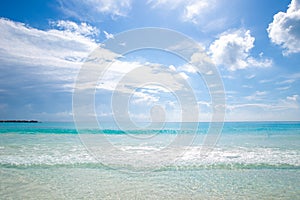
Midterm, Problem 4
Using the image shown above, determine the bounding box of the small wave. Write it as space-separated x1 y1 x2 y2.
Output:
1 162 299 171
1 145 299 169
154 163 300 171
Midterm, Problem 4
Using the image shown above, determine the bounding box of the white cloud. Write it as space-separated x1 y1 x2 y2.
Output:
205 70 213 75
58 0 132 19
259 79 273 84
226 103 267 111
52 20 99 37
222 75 235 79
96 60 192 95
287 94 299 101
168 65 176 71
179 72 189 80
246 57 272 68
96 60 142 91
275 95 299 110
182 0 215 23
226 95 300 121
209 29 272 71
148 0 216 24
0 18 98 67
246 74 256 79
178 64 197 73
148 0 184 9
103 31 114 39
276 79 295 85
92 0 132 17
131 91 160 105
0 18 99 91
276 86 290 90
267 0 300 55
245 91 268 101
232 95 299 111
197 100 211 107
141 85 170 93
33 111 74 121
242 85 252 89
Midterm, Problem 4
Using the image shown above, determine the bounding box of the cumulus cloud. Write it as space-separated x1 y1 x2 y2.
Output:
209 29 272 71
168 65 176 71
267 0 300 55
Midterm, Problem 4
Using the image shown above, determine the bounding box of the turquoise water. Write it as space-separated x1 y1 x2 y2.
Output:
1 122 300 199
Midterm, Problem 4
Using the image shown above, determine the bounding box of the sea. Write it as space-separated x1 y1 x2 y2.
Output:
1 121 299 199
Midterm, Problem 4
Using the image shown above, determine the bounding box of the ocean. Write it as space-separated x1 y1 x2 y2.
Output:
1 122 299 199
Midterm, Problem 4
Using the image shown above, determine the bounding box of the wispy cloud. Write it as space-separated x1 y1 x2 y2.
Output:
288 73 300 79
276 86 291 91
276 79 295 85
246 74 256 79
242 85 253 89
222 75 235 79
148 0 217 24
0 18 99 91
103 31 114 39
226 95 300 121
259 79 273 84
0 18 103 120
57 0 132 20
229 95 299 111
0 18 98 65
245 91 268 101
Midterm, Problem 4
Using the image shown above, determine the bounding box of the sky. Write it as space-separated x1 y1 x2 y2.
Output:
0 0 299 122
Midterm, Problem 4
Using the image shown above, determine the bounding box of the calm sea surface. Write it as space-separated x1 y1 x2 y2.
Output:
1 122 299 199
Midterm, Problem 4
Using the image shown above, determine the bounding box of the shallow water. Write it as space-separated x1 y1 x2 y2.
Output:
1 122 300 199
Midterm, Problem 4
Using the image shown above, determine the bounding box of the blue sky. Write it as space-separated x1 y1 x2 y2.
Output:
0 0 299 122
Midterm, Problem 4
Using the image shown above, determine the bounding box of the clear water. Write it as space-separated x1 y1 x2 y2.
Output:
1 122 300 199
